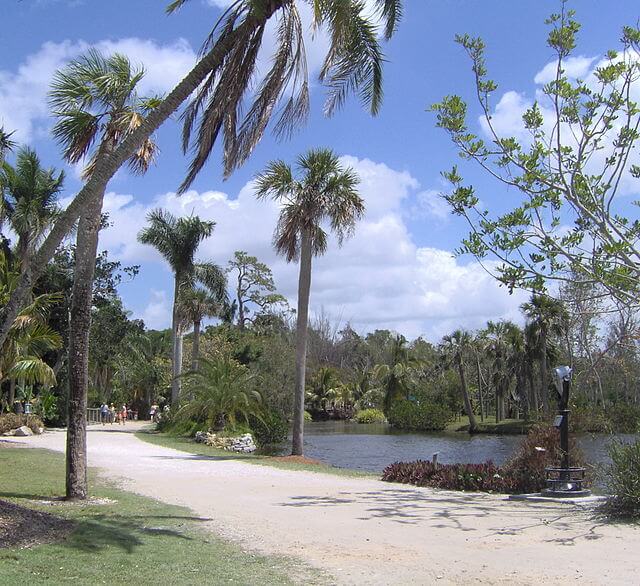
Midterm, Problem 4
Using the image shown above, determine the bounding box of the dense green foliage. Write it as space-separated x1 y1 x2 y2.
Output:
355 408 386 424
387 400 452 432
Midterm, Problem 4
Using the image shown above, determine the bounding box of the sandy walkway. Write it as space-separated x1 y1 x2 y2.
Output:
8 423 640 585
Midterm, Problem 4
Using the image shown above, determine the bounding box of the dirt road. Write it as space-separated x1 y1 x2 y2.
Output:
10 423 640 585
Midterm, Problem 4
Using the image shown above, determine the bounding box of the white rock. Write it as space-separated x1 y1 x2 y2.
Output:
14 426 33 436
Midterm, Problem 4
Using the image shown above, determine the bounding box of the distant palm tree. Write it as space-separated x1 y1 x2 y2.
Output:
255 148 363 455
484 320 520 422
49 50 159 500
178 286 222 371
441 329 478 432
521 294 568 414
0 128 15 163
138 209 227 404
0 148 64 265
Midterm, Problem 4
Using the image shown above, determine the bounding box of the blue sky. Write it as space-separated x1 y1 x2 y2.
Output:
1 0 638 339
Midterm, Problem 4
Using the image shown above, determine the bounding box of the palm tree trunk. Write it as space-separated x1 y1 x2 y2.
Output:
457 354 478 432
475 353 485 422
171 276 182 405
66 190 103 500
540 328 550 414
292 229 312 456
0 10 281 351
192 319 201 371
8 378 15 409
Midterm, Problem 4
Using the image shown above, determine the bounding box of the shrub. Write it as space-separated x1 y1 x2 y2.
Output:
304 410 312 422
249 410 288 446
387 400 452 432
501 424 588 494
382 460 505 492
0 414 44 435
600 440 640 519
355 408 386 424
382 424 591 494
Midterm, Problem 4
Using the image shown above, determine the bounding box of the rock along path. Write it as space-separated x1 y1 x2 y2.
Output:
9 423 640 585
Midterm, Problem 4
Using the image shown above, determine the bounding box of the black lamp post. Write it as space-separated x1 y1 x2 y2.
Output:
541 366 590 497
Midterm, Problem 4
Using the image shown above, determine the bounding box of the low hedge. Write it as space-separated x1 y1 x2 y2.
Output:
382 424 590 494
387 400 452 432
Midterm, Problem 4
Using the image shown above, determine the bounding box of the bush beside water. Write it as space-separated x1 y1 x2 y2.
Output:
355 408 386 424
382 424 589 494
387 400 452 432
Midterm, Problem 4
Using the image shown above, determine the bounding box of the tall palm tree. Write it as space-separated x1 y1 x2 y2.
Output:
49 50 159 500
484 320 520 422
0 0 402 353
255 148 364 455
178 286 222 371
520 294 569 415
138 209 227 404
441 329 478 432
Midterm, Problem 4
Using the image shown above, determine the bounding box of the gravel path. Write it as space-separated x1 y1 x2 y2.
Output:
9 423 640 585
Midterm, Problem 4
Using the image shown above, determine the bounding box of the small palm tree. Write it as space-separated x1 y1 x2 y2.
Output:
178 356 261 431
255 148 363 455
0 252 62 409
441 329 478 432
177 286 222 371
0 148 64 264
138 209 227 403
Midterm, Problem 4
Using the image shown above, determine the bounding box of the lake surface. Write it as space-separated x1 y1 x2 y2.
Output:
279 421 638 475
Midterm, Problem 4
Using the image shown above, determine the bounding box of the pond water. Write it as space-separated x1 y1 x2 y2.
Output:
275 421 638 475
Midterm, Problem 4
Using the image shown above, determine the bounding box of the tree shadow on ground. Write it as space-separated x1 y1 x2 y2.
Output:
277 487 606 539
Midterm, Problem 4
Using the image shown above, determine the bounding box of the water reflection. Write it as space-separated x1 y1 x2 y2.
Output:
273 421 638 474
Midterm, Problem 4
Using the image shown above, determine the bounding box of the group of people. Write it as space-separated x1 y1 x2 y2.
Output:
99 403 135 425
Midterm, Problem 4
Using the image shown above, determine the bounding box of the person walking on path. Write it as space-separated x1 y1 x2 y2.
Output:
120 404 127 425
100 403 109 425
109 403 116 424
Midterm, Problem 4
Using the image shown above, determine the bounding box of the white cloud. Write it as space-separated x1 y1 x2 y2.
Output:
533 55 597 85
0 38 196 143
415 189 450 221
479 51 640 196
101 156 526 340
140 289 172 330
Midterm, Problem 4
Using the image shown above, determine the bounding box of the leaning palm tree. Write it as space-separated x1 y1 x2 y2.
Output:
138 209 227 404
520 294 569 415
255 148 363 455
441 329 478 433
49 50 159 500
0 0 402 354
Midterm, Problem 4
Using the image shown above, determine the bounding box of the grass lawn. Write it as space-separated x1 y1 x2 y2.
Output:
446 415 535 434
135 429 377 479
0 446 323 585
